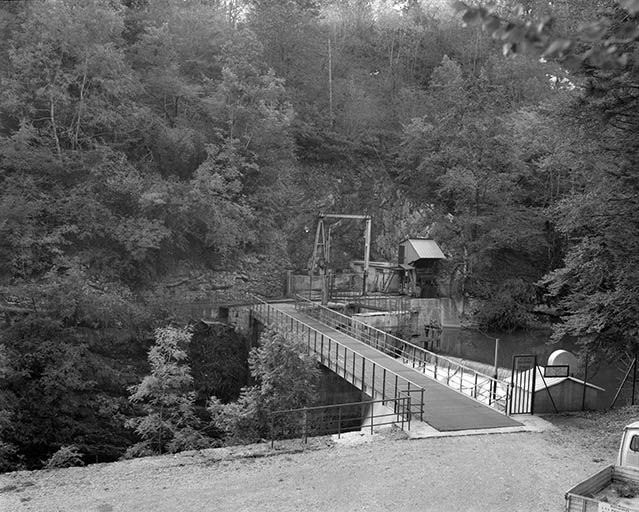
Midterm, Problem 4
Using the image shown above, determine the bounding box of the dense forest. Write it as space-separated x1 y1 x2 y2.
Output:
1 0 638 471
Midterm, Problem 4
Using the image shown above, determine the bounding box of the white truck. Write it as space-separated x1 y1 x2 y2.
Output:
566 421 639 512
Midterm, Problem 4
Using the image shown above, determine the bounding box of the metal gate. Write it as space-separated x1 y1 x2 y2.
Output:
510 355 537 414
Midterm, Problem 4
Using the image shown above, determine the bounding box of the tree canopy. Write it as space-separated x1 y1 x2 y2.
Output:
2 0 639 469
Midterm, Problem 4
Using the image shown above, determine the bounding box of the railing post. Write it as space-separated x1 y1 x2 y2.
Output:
382 369 386 402
361 357 365 392
460 367 464 392
474 373 478 398
303 409 308 444
352 352 356 382
489 379 493 406
371 363 376 397
394 375 398 401
338 407 342 439
343 347 348 379
370 403 374 435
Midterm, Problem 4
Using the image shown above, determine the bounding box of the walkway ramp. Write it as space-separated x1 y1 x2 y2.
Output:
251 300 521 432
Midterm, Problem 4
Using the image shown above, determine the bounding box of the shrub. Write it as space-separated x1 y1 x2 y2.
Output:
44 445 84 469
208 327 320 444
126 326 213 456
476 278 535 332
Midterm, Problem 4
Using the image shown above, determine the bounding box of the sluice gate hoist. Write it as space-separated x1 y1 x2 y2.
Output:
309 213 372 305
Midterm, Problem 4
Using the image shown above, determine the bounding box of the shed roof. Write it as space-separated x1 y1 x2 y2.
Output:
517 366 605 392
400 238 445 264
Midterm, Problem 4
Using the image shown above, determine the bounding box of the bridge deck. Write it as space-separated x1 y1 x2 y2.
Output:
273 302 521 432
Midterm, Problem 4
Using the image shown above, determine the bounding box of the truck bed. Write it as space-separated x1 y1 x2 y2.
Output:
566 465 639 512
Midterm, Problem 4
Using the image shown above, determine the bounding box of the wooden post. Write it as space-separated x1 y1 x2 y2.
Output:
270 415 274 449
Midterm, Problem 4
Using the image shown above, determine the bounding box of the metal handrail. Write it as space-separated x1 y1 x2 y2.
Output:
294 294 512 414
249 297 425 425
269 396 411 447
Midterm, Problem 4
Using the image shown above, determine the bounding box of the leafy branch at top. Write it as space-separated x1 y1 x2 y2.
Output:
451 0 639 69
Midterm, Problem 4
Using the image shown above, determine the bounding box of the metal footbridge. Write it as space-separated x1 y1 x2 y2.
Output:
250 296 522 432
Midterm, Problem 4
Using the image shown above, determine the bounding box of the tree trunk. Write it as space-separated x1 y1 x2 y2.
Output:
50 95 62 161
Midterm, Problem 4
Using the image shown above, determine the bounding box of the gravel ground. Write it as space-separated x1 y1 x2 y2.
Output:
1 408 638 512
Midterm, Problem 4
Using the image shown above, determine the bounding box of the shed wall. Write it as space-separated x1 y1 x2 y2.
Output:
533 379 603 413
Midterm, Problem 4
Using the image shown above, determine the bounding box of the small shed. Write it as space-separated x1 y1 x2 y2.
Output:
398 238 446 297
511 366 605 413
399 238 446 265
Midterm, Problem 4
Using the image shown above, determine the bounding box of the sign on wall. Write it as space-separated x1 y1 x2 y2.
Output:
544 365 569 378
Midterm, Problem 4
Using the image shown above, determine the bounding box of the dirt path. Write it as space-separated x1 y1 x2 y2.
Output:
0 416 621 512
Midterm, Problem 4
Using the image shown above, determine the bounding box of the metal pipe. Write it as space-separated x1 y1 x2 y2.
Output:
363 216 372 296
320 213 370 220
633 353 637 406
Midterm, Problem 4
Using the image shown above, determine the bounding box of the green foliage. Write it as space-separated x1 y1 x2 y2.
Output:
397 51 557 323
1 0 638 468
452 0 638 69
126 326 212 455
489 1 639 357
44 445 84 469
0 315 139 469
0 345 18 472
208 327 319 444
542 179 639 356
475 278 536 332
3 0 141 155
0 442 18 473
188 322 250 405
